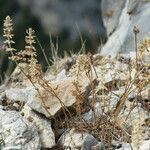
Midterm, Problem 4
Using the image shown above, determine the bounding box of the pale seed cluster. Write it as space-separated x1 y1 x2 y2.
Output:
3 16 41 82
3 16 16 53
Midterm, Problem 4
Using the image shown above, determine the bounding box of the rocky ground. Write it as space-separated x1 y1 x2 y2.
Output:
0 38 149 149
0 0 150 150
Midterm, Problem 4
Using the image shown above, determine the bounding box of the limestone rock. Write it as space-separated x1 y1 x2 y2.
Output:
5 88 28 103
27 77 77 117
127 0 140 14
21 104 55 148
59 129 105 150
101 0 126 36
82 102 103 122
0 109 41 150
91 142 105 150
81 134 98 150
58 129 88 150
138 140 150 150
117 140 150 150
99 0 150 57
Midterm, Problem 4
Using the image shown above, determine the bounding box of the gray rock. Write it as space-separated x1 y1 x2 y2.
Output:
5 88 28 103
81 134 98 150
58 129 89 150
127 0 140 14
0 109 41 150
81 135 105 150
101 0 126 36
21 104 55 148
27 77 77 117
2 146 22 150
82 102 103 122
1 71 92 118
117 140 150 150
0 85 6 95
27 72 92 118
91 142 105 150
99 0 150 57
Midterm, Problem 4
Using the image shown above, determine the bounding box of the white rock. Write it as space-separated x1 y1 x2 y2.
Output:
27 77 77 117
101 0 126 36
118 140 150 150
5 88 29 102
138 140 150 150
2 77 79 118
81 134 101 150
21 104 55 148
82 102 103 122
0 109 41 150
2 146 22 150
99 0 150 57
117 143 132 150
58 129 89 150
55 69 67 81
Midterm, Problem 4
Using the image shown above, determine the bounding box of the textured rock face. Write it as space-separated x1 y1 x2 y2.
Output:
0 49 149 149
99 0 150 57
101 0 126 36
58 129 88 149
5 88 28 103
59 130 105 150
27 77 77 117
21 104 55 148
0 109 41 150
81 134 98 150
27 72 92 117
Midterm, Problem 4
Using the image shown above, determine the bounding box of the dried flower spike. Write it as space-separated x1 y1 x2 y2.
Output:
26 28 36 45
17 28 37 63
3 16 16 52
24 28 37 60
25 28 41 82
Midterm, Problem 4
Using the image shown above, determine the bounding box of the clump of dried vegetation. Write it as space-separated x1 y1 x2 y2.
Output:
1 16 150 149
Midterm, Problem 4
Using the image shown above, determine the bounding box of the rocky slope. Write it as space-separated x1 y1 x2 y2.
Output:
0 38 149 149
0 0 150 149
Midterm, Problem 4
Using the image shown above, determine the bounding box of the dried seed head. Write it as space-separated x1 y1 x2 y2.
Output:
138 38 150 54
25 28 37 59
16 28 37 63
25 28 36 46
3 16 16 52
25 28 41 82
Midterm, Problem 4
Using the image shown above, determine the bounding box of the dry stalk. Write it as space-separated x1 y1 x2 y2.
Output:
113 81 133 118
38 78 72 121
3 16 54 118
72 81 85 137
85 54 98 123
133 26 140 73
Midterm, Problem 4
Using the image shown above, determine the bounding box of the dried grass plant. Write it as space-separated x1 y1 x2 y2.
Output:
3 16 60 119
3 16 73 125
2 16 150 149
